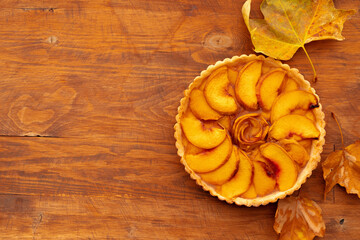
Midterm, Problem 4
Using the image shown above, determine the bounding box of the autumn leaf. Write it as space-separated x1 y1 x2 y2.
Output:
242 0 356 81
274 196 325 240
322 113 360 199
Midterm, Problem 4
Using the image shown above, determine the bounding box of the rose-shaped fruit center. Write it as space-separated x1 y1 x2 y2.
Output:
232 113 269 150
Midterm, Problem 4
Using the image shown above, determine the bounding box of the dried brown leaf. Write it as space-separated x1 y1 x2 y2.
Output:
322 141 360 198
322 113 360 198
274 196 325 240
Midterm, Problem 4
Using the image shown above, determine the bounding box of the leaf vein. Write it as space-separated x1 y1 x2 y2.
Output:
278 0 303 47
304 1 322 41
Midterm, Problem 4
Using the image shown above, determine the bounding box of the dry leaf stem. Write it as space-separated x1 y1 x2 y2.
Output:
331 112 345 151
302 46 317 82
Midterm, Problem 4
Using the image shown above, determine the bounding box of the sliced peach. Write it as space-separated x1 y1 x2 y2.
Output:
189 89 222 120
305 110 316 121
200 146 238 184
251 147 269 164
298 139 313 153
232 113 269 150
261 111 271 121
235 60 263 109
256 69 286 111
260 143 298 192
185 135 232 173
182 135 191 149
227 68 238 85
184 139 203 155
217 115 231 131
220 147 253 198
261 64 271 75
291 109 316 122
204 67 238 114
253 161 276 196
212 66 228 77
198 79 208 91
271 90 319 123
241 184 257 199
269 114 320 141
281 77 299 93
180 110 226 149
199 66 227 91
278 139 310 167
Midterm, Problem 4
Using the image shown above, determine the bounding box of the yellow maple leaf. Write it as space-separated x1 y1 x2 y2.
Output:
242 0 355 81
274 196 325 240
322 114 360 198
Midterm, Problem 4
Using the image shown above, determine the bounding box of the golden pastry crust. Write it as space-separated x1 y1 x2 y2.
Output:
174 54 325 207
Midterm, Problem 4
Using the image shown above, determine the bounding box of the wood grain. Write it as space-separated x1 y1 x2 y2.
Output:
0 0 359 239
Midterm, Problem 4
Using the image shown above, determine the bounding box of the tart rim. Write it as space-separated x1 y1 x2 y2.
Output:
174 54 326 207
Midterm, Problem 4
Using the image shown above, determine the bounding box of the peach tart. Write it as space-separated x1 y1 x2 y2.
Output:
174 55 325 206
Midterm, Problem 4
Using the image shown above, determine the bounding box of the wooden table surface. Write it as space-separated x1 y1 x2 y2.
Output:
0 0 359 239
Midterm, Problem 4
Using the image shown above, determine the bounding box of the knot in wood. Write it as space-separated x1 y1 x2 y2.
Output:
46 36 58 44
204 34 232 51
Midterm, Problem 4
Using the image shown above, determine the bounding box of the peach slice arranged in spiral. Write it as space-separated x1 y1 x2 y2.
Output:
180 110 226 149
241 184 257 199
291 109 316 121
253 161 277 196
217 115 231 131
227 68 238 85
250 147 277 196
200 146 239 185
204 67 238 114
281 77 299 93
232 113 269 150
278 139 310 167
189 89 222 120
256 69 286 111
185 135 232 173
260 143 298 192
298 139 313 153
271 90 319 122
220 147 253 198
235 60 263 109
269 114 320 141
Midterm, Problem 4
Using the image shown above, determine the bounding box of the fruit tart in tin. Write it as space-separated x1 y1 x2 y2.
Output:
174 54 325 207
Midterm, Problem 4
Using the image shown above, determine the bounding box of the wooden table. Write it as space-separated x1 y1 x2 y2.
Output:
0 0 359 239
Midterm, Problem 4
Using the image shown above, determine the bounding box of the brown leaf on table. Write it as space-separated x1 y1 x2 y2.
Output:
274 196 325 240
322 112 360 199
322 141 360 199
242 0 356 81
